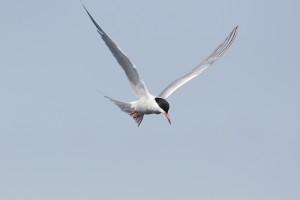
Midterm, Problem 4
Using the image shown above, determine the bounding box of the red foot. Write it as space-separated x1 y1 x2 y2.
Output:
130 111 135 116
134 114 142 119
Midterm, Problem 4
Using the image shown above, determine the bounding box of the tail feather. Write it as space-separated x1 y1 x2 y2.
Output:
104 96 144 126
104 96 132 113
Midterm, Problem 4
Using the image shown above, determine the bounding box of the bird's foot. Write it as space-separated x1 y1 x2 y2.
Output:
134 114 142 119
129 110 144 126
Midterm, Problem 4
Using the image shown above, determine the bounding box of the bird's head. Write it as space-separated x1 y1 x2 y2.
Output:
155 97 171 124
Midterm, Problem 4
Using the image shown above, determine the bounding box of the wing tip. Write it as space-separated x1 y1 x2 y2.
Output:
234 25 239 34
158 25 239 99
80 0 87 12
81 0 105 36
232 25 239 38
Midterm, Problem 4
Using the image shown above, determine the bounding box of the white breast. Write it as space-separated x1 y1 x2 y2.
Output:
132 95 163 115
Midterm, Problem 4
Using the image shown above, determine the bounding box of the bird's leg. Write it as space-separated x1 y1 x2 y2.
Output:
130 109 142 119
134 114 142 119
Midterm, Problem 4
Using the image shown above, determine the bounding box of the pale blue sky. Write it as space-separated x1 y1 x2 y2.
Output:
0 0 299 200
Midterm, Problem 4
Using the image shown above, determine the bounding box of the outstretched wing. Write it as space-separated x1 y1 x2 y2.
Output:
82 3 150 99
159 26 238 99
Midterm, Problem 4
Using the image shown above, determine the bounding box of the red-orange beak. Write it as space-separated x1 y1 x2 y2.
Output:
164 113 171 125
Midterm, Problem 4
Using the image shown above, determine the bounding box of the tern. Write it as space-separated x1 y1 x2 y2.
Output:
82 3 238 126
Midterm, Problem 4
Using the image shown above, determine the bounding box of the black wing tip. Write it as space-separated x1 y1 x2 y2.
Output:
81 0 105 36
234 25 239 32
232 26 239 36
80 0 87 11
230 25 239 44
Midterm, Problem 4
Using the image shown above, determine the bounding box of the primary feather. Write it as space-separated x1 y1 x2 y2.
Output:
159 26 238 99
82 4 150 99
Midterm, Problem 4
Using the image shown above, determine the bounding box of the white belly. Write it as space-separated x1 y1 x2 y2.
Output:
132 97 162 115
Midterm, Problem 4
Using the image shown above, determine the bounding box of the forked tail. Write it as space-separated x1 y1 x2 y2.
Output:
103 95 144 126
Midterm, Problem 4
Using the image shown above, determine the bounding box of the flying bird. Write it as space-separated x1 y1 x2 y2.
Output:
81 3 238 126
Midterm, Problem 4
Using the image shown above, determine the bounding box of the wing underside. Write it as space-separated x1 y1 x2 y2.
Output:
159 26 238 99
82 3 149 99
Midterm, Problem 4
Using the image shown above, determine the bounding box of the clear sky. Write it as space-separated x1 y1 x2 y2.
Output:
0 0 299 200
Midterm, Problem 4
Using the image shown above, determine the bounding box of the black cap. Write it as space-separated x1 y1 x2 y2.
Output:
155 98 170 113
